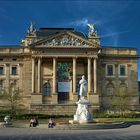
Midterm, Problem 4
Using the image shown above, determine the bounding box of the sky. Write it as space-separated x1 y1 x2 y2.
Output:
0 0 140 79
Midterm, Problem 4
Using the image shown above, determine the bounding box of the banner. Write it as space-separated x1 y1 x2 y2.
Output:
58 82 70 92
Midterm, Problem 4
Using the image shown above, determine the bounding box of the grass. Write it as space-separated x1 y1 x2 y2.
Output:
10 117 140 125
12 117 72 125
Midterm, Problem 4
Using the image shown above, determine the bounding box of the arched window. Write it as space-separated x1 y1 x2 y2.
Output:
43 82 51 96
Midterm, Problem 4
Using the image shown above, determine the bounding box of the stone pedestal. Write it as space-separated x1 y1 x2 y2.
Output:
31 94 42 104
51 93 58 104
92 94 99 105
72 93 78 102
69 98 93 124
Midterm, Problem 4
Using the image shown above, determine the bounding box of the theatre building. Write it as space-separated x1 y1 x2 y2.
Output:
0 23 139 115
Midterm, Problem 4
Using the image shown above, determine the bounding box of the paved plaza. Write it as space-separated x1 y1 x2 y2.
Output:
0 125 140 140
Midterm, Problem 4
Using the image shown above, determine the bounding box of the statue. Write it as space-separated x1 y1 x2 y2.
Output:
87 23 94 36
75 103 90 121
69 75 93 124
27 22 36 36
79 75 87 99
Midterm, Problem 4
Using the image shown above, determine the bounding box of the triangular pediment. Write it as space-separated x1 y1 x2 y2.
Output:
31 31 99 48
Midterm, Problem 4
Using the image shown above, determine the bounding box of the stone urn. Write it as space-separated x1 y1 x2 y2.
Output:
4 115 11 124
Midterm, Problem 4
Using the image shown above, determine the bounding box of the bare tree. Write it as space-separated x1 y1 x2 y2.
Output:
0 84 22 115
110 91 129 116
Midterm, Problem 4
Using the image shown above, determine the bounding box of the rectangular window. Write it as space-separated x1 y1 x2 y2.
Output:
0 67 4 75
107 65 113 76
120 65 126 76
12 66 17 75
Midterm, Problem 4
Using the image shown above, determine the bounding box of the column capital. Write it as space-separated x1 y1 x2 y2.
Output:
87 57 92 59
93 56 98 59
53 56 58 59
38 56 42 60
73 56 78 59
5 63 10 66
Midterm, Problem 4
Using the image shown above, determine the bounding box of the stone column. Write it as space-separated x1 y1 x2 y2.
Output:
88 57 91 93
73 57 76 93
89 57 99 108
93 58 97 93
38 58 41 93
31 57 42 104
72 57 78 102
53 57 56 93
32 58 35 93
52 57 57 104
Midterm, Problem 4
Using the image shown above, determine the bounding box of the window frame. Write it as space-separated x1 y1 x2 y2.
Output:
43 82 51 96
118 64 127 77
11 66 17 75
10 64 19 76
0 64 6 76
105 64 115 77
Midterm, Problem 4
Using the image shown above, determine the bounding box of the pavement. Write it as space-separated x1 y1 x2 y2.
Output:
1 120 140 130
1 125 140 140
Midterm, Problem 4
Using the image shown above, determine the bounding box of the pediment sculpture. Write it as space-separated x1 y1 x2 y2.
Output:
40 34 94 47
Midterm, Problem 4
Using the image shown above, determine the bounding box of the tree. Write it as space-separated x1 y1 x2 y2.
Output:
0 84 22 115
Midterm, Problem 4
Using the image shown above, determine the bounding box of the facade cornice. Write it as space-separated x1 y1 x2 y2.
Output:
32 54 98 58
33 46 96 49
99 54 139 59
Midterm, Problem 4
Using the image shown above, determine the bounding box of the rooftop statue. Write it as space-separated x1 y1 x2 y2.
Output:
87 23 94 36
27 22 36 36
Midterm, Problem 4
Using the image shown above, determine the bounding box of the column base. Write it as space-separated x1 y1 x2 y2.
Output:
72 92 78 102
93 94 99 105
87 92 99 105
51 93 58 104
87 92 93 103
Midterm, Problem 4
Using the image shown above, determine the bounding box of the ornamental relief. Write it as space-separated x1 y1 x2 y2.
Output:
40 35 94 47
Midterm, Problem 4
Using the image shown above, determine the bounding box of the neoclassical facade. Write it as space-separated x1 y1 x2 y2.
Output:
0 23 139 115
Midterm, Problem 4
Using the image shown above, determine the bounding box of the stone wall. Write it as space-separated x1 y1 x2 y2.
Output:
30 104 98 115
22 57 32 108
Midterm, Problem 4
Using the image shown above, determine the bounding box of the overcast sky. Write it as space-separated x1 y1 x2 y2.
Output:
0 0 140 79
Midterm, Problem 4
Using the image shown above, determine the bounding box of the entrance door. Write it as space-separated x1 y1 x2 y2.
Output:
57 62 72 103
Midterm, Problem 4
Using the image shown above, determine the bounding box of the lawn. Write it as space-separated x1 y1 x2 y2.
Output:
11 117 140 125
